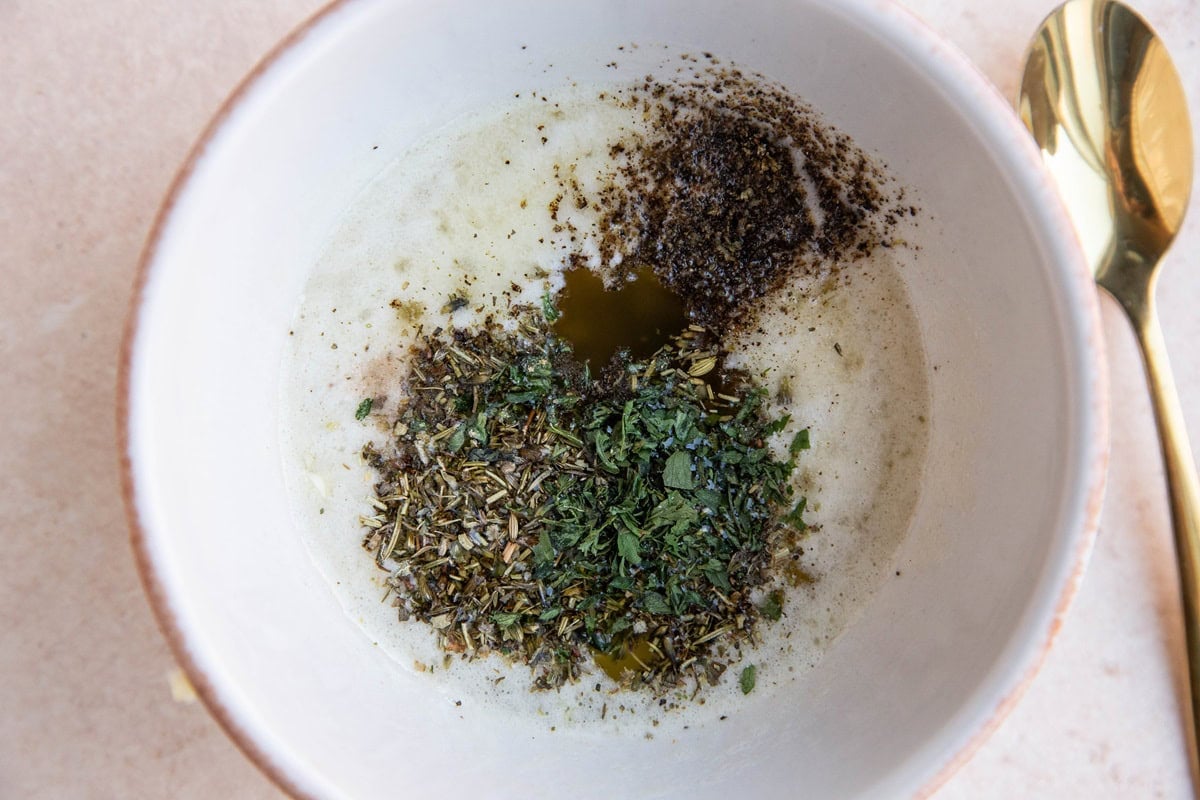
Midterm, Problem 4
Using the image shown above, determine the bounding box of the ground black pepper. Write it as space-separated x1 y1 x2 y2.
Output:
577 63 902 329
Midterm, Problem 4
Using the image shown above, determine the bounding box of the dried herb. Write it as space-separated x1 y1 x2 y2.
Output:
355 398 373 420
758 590 784 622
361 312 808 694
740 664 757 694
541 290 561 323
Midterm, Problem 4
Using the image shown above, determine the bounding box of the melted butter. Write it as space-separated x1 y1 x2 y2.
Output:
553 264 686 369
593 636 663 681
783 561 817 587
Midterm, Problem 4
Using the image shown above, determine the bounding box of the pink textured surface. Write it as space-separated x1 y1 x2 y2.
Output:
1 1 1196 797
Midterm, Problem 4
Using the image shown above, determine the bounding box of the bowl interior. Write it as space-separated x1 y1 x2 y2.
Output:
126 0 1104 797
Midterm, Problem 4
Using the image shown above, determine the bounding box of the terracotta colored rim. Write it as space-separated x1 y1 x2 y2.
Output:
117 3 345 798
117 1 1110 797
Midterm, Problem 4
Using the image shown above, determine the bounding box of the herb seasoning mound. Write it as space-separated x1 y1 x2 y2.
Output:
360 312 809 693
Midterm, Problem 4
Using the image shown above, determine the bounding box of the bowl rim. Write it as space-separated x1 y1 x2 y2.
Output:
118 0 1110 797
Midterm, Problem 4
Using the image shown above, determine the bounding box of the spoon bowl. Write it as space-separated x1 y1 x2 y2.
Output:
1019 0 1192 301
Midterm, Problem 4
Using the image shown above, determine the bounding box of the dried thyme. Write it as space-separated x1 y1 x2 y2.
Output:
361 311 808 694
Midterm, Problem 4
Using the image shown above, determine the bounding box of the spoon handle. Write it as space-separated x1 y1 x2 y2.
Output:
1134 301 1200 763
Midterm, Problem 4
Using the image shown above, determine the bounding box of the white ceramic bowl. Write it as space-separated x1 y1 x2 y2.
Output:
122 0 1108 797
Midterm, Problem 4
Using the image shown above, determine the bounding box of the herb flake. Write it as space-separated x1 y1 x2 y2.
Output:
740 664 757 694
662 451 695 490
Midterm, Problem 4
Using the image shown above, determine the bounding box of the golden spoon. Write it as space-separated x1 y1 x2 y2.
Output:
1019 0 1198 771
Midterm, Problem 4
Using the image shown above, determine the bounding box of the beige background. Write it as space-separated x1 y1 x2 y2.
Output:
2 1 1198 797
